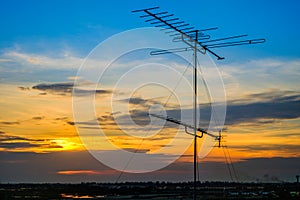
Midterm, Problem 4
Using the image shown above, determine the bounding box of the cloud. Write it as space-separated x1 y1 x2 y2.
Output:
0 134 43 142
162 90 300 126
107 90 300 135
18 86 30 91
54 117 104 129
0 133 63 152
0 142 41 149
0 141 63 151
120 97 162 106
0 121 20 125
224 90 300 125
229 90 300 104
122 148 150 153
0 116 45 127
118 110 152 127
270 132 300 137
55 117 69 121
32 82 112 96
32 116 44 120
98 95 182 130
32 82 74 94
230 144 300 153
120 96 179 109
101 110 179 133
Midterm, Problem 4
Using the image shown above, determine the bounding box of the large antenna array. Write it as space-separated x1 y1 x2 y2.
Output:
132 6 265 60
132 7 265 200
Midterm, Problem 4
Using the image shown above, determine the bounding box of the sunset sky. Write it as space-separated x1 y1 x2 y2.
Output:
1 0 300 183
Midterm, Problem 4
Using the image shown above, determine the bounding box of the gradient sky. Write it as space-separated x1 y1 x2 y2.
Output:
0 0 300 183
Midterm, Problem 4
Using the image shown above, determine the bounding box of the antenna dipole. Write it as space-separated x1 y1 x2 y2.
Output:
132 7 265 200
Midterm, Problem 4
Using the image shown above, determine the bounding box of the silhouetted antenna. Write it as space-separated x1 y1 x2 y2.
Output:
132 7 265 200
132 7 265 60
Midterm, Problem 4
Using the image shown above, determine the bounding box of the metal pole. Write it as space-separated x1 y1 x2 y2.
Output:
193 30 198 200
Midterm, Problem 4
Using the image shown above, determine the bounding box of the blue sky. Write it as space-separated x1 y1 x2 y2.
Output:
1 0 299 84
1 0 300 58
0 0 300 183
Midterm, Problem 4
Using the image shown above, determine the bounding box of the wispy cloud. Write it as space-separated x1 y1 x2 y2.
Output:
2 51 83 70
0 50 83 82
220 58 300 96
0 58 13 62
221 58 300 76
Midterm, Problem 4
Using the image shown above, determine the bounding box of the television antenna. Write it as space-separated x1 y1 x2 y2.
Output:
132 7 265 200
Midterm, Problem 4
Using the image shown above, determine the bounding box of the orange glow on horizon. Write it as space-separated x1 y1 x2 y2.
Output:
1 83 300 165
57 170 115 175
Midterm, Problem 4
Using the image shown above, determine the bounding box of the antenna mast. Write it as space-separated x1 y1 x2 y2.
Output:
132 7 265 200
193 30 198 200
